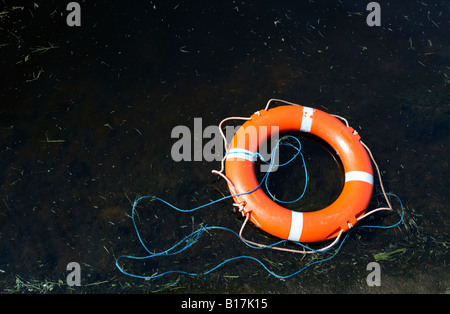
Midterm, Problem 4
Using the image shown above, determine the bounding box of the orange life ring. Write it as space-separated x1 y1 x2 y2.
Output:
225 105 374 243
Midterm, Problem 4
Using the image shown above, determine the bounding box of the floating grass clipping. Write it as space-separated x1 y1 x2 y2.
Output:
373 248 406 262
5 275 65 293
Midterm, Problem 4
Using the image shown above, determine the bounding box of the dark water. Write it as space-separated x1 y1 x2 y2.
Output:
1 1 449 293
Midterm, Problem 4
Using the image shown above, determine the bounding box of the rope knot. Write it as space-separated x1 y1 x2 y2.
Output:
233 201 249 216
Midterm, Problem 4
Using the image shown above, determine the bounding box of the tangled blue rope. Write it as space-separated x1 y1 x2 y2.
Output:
115 136 404 280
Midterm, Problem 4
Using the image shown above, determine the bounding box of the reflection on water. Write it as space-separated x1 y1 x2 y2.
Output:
0 1 449 293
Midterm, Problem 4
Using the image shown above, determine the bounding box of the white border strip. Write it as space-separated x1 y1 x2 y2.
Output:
345 171 374 185
288 211 303 242
300 107 314 133
225 148 257 162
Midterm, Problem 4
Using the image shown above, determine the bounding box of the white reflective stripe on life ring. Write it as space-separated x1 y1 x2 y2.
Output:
300 107 314 133
345 171 374 185
225 148 257 162
288 211 304 242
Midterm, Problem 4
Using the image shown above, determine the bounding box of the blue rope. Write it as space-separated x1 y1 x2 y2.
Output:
263 136 309 203
115 136 404 280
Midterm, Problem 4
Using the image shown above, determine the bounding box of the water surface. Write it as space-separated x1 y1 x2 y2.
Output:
0 1 449 293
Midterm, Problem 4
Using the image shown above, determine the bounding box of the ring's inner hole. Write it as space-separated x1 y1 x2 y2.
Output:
255 131 344 212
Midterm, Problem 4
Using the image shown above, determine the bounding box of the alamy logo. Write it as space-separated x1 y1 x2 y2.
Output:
66 262 81 286
171 118 280 172
366 262 381 286
66 2 81 27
